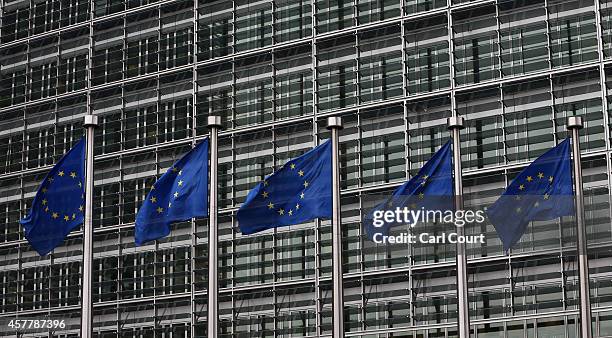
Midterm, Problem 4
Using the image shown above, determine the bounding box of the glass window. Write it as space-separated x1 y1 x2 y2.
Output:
317 36 358 112
316 0 354 34
549 0 598 68
499 0 549 77
274 45 313 120
235 0 272 52
234 55 274 127
553 70 604 152
453 6 500 86
359 25 403 103
405 15 450 95
275 0 312 43
357 0 400 24
197 0 233 61
457 87 504 169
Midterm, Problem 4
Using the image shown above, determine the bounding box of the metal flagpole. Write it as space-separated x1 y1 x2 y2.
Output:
447 116 470 338
81 114 98 338
207 116 222 337
567 116 592 338
327 116 345 338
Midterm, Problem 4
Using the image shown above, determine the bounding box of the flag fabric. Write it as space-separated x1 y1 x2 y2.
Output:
20 139 86 256
363 141 454 240
135 139 209 245
487 139 574 251
237 140 333 235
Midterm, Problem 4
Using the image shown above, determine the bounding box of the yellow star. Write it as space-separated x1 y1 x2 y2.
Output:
44 207 49 212
288 210 293 216
549 176 554 183
422 175 429 180
151 185 156 190
70 172 76 179
178 170 183 176
78 182 82 188
295 203 300 210
268 202 274 209
298 170 304 177
79 205 83 212
72 213 76 220
150 196 157 203
534 201 540 208
418 192 424 199
544 193 550 200
519 184 525 191
63 215 70 221
168 202 172 208
263 181 269 186
174 192 179 198
516 207 522 213
52 212 59 219
157 207 164 214
178 180 184 186
48 177 54 182
262 191 269 198
526 176 533 182
538 172 544 179
303 181 309 188
421 181 427 186
290 163 296 169
300 192 305 199
58 171 65 177
42 188 48 193
172 167 178 173
42 199 48 205
278 209 284 215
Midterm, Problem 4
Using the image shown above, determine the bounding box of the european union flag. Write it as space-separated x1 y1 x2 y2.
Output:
487 139 574 251
363 141 453 240
20 139 86 256
135 139 209 245
237 140 333 235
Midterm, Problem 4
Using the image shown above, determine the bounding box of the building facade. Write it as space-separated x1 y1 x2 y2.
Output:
0 0 612 336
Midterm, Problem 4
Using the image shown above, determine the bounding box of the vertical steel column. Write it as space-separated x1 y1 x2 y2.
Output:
81 114 98 338
567 116 592 338
327 116 344 338
447 116 470 338
207 116 222 338
191 1 199 335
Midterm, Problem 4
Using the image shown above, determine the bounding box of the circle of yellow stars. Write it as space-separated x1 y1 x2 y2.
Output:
260 162 306 218
40 170 84 222
514 172 554 214
147 166 184 215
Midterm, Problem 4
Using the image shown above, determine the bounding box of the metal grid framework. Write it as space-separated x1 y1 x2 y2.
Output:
1 0 612 337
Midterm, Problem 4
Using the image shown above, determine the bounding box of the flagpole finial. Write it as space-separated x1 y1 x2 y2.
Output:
207 116 222 128
83 115 98 127
447 116 465 130
567 116 583 130
326 116 343 130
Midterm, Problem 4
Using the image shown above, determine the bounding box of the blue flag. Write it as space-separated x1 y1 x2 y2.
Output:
363 141 453 240
237 140 333 235
487 139 574 251
20 139 86 256
135 139 209 245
